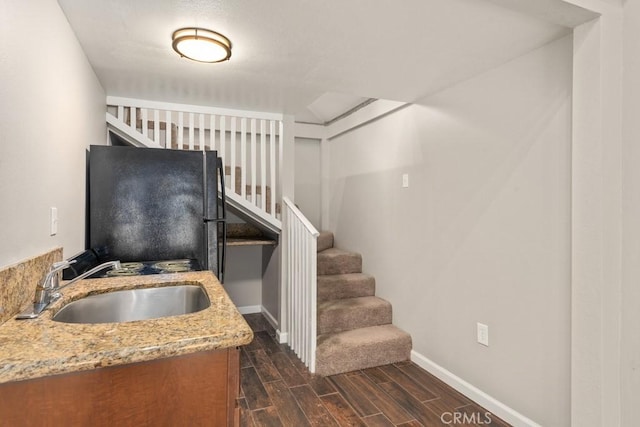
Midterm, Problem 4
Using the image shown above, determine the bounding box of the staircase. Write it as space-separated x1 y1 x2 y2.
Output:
314 231 412 376
105 97 410 377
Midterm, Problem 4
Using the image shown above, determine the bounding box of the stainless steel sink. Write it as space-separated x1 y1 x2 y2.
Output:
52 285 210 324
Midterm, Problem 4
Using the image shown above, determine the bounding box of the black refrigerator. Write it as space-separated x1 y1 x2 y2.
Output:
88 145 226 282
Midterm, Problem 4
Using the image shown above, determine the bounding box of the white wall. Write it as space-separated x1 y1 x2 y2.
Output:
621 1 640 424
223 246 263 309
328 36 572 426
294 137 321 229
262 244 280 325
0 0 105 268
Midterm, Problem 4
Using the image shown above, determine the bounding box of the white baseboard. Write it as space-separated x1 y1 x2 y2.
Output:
410 350 541 427
260 306 288 344
238 305 287 343
276 331 289 344
236 305 262 315
261 306 278 328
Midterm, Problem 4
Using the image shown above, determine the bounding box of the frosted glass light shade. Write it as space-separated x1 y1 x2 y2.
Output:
172 28 232 63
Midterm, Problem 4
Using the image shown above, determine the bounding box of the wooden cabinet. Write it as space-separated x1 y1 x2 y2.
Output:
0 348 240 427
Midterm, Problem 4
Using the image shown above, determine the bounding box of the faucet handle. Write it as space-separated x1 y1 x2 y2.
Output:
51 260 76 271
43 260 77 291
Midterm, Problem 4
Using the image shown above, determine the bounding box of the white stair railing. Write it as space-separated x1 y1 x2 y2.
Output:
282 197 319 372
106 96 283 229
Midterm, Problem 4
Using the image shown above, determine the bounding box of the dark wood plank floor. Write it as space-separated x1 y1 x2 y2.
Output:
240 314 511 427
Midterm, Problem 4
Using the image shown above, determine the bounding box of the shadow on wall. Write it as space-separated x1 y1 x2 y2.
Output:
328 35 572 426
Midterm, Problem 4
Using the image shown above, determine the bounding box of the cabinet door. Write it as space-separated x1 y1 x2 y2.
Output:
0 349 237 426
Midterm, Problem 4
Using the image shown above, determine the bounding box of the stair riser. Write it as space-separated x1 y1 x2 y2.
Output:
318 254 362 275
318 301 391 335
317 232 334 252
317 275 375 303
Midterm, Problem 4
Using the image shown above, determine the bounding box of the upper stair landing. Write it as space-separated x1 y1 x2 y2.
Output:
106 96 285 234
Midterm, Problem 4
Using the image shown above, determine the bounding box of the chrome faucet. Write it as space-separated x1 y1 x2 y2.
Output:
16 260 121 319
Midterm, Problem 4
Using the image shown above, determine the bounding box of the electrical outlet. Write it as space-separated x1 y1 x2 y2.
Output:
50 207 58 236
402 173 409 188
477 322 489 346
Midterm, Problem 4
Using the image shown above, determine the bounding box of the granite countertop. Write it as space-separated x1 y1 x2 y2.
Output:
0 271 253 384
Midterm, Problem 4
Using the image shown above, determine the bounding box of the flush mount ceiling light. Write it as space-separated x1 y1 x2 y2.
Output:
172 27 232 63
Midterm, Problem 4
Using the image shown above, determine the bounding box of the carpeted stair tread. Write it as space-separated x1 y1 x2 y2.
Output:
317 273 375 303
317 231 334 252
318 248 362 275
318 296 392 335
315 325 412 376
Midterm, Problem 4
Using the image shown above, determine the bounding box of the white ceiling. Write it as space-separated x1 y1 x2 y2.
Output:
58 0 575 121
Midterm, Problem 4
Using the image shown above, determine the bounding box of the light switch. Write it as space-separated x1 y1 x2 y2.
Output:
50 207 58 236
402 173 409 188
477 322 489 346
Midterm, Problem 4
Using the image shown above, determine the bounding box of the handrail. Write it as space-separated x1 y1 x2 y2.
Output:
282 197 319 237
107 96 284 122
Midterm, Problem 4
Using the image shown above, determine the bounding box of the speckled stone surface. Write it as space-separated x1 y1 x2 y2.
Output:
0 248 63 324
0 271 253 384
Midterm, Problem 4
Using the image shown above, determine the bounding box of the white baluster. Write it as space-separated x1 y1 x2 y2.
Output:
199 113 205 151
165 110 172 149
230 117 237 195
130 106 137 130
178 112 184 150
250 119 257 206
154 110 160 146
220 115 226 169
141 108 148 138
241 118 247 199
260 120 267 211
278 121 284 217
270 121 276 216
188 112 195 150
209 115 216 151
